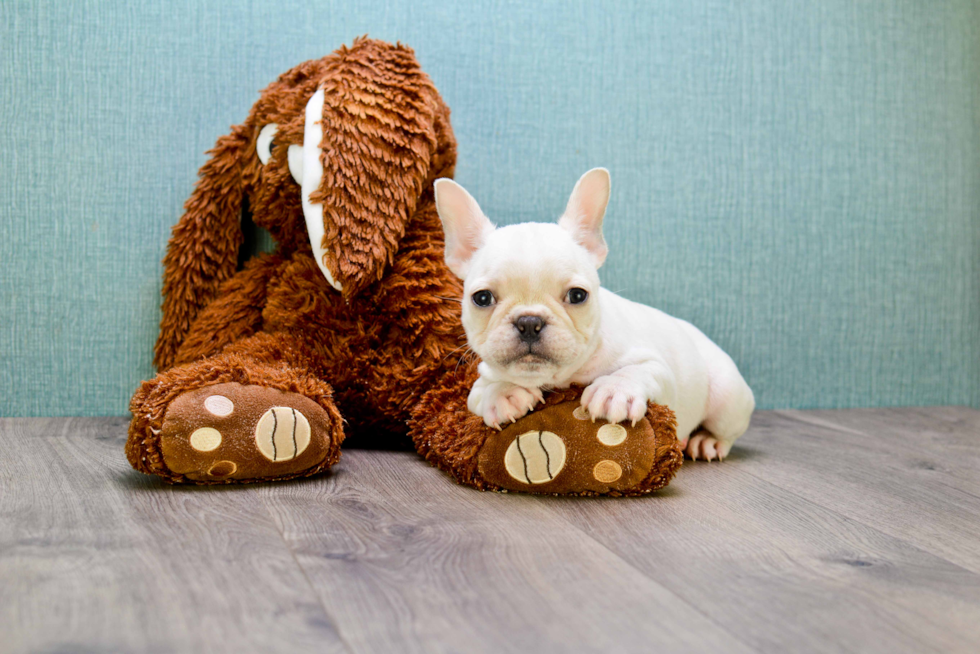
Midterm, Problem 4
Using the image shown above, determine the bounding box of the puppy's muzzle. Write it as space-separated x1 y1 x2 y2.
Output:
514 315 546 344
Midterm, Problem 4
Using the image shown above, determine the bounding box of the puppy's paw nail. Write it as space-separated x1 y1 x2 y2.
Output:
703 439 718 461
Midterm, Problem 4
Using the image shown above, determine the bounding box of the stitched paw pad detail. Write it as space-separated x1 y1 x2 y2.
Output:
254 407 312 462
503 431 567 484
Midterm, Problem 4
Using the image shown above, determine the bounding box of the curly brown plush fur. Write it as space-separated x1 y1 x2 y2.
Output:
127 38 681 493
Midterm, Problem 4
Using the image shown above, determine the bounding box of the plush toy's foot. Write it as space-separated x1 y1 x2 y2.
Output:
476 400 681 495
153 382 336 483
128 336 345 484
412 382 683 497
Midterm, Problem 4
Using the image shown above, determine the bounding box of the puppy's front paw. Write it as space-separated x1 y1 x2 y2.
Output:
477 382 544 430
582 375 649 425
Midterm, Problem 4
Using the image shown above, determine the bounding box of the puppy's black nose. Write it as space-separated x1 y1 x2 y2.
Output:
514 315 546 343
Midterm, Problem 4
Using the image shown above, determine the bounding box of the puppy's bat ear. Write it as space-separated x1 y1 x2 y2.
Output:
154 125 250 371
434 178 495 279
559 167 610 268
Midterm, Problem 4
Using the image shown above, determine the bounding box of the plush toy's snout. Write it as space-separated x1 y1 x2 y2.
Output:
298 87 342 292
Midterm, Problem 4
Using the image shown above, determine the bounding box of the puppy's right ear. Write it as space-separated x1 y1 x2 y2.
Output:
154 125 251 371
434 178 495 279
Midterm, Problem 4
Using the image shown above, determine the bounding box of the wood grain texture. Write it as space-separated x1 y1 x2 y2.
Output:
1 408 979 653
0 418 348 654
259 450 752 654
748 408 980 574
546 418 980 653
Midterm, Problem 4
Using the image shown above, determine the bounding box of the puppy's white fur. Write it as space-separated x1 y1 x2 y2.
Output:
434 169 755 460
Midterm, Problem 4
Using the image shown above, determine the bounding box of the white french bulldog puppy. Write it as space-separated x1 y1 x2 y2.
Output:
433 169 755 460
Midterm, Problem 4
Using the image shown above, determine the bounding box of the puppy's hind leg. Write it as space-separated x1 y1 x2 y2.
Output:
689 359 755 461
673 321 755 461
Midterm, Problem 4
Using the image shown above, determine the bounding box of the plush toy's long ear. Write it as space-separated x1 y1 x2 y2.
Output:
154 125 250 370
300 39 443 299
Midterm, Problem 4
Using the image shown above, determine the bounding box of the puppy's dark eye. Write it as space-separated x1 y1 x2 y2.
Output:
472 290 495 307
566 288 589 304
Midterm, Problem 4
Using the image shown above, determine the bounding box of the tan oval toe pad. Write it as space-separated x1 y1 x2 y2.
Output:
254 407 312 462
504 431 567 484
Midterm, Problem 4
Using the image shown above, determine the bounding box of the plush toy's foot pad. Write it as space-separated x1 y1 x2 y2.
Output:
159 382 337 483
476 401 682 496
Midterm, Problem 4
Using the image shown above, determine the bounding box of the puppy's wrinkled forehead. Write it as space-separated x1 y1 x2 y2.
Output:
467 223 597 293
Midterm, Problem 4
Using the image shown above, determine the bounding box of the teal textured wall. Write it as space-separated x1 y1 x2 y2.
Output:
2 0 978 417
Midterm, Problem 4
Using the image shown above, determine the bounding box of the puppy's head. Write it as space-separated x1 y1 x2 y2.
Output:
435 168 611 387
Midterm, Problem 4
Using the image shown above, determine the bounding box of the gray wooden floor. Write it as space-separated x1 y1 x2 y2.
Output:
2 407 979 654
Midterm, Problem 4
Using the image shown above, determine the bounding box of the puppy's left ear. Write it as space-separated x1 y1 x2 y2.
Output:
559 168 610 268
435 178 495 279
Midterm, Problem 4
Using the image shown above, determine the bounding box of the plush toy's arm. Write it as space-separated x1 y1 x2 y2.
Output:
170 253 285 367
154 126 251 371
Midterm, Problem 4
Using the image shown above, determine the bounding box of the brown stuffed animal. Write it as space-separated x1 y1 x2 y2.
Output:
127 38 682 495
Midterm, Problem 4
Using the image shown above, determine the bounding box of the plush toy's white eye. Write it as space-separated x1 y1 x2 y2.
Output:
256 124 278 165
